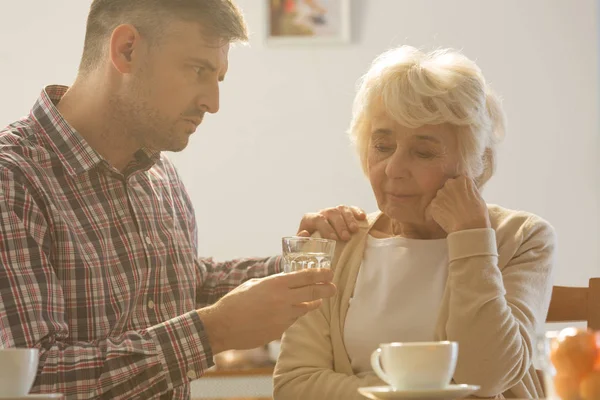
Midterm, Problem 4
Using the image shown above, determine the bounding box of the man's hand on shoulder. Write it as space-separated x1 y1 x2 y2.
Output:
297 205 366 241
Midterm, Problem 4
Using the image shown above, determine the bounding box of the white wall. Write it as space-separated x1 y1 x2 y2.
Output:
0 0 598 287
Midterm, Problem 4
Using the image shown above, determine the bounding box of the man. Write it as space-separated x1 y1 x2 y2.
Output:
0 0 364 398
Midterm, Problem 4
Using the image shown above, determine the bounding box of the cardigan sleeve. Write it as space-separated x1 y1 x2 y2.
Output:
444 215 556 396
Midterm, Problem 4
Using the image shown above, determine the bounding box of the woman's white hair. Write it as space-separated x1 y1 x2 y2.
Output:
349 45 506 187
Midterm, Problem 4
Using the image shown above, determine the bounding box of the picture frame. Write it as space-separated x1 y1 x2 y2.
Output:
266 0 351 45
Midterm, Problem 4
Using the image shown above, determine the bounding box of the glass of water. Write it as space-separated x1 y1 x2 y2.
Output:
282 237 336 273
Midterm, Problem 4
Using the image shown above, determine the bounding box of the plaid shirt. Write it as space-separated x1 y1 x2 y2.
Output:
0 86 281 399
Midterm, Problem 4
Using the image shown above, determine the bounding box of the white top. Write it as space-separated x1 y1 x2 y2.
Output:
343 234 449 374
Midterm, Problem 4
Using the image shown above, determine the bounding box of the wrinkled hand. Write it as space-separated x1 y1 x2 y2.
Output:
427 176 490 234
198 269 336 353
297 205 367 241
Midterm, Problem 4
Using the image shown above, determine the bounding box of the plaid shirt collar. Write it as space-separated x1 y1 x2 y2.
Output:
31 85 161 176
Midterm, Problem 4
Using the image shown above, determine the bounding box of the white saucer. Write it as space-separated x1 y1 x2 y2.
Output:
358 384 480 399
0 395 63 400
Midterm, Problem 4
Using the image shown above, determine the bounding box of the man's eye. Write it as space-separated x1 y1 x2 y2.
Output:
193 66 205 76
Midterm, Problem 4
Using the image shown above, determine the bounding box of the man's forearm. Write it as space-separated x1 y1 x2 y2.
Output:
30 311 213 399
195 255 282 307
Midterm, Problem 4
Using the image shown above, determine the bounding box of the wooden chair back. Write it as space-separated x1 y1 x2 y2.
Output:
546 278 600 330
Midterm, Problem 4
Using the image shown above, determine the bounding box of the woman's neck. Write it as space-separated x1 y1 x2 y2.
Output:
371 214 447 240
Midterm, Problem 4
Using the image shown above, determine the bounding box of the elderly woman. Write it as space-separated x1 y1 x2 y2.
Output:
273 46 555 400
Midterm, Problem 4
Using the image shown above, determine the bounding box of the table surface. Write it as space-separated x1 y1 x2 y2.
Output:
202 366 274 377
192 398 271 400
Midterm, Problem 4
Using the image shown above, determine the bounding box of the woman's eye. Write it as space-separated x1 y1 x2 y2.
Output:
374 144 394 153
416 152 435 158
413 148 438 159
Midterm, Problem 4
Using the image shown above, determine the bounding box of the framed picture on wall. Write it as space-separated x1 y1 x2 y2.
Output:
267 0 351 45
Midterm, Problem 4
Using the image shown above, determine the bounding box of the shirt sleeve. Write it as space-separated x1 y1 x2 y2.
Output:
195 256 282 307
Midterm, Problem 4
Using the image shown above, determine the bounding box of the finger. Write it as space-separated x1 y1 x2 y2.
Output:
297 230 310 237
283 268 334 288
458 175 472 191
429 199 442 212
289 282 336 304
297 213 316 235
437 182 451 198
309 214 338 240
431 196 448 211
428 201 445 226
465 176 477 192
340 206 360 233
433 187 445 202
292 299 323 316
350 206 367 220
456 175 469 191
327 208 351 241
298 213 337 238
443 177 457 190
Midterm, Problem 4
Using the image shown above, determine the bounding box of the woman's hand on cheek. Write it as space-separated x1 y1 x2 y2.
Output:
426 176 491 234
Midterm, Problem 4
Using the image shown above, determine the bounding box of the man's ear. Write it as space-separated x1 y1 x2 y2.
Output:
109 24 142 74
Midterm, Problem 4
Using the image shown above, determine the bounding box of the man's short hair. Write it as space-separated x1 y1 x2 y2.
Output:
79 0 248 73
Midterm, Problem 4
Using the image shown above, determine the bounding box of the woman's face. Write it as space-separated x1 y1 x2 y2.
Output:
367 112 461 226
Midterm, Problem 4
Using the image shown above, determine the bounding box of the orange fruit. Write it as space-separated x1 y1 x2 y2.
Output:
554 374 582 400
580 370 600 400
551 328 599 377
594 331 600 369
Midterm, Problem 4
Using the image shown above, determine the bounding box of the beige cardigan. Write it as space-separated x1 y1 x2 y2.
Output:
273 205 556 400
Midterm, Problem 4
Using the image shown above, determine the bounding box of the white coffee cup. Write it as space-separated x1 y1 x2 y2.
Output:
370 341 458 390
0 348 39 397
